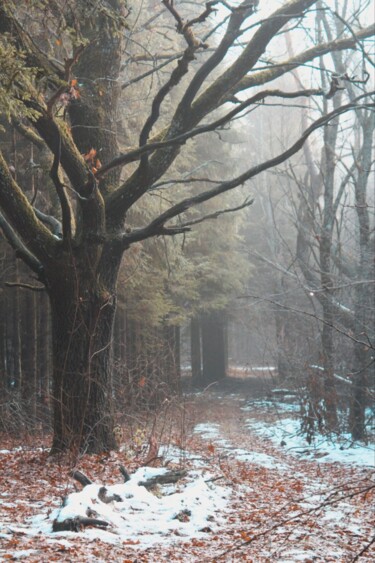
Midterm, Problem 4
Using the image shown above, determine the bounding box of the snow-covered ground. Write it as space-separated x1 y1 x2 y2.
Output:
195 401 375 469
0 393 374 561
194 422 288 470
247 416 375 467
193 404 374 561
240 398 375 467
0 465 230 550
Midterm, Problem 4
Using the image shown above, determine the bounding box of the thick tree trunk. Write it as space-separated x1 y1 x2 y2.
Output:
48 270 118 454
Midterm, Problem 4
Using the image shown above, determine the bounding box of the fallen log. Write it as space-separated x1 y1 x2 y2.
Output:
71 470 92 487
52 516 109 532
138 469 187 489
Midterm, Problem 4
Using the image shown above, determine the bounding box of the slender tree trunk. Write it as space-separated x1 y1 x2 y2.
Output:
201 311 227 385
38 293 51 422
13 263 23 391
274 309 292 381
21 290 37 422
349 112 375 440
163 325 181 392
319 95 341 431
190 317 201 384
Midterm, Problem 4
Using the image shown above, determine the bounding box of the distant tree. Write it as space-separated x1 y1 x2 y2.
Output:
0 0 373 453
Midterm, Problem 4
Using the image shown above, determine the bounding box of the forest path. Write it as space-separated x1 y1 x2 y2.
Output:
0 382 373 562
178 385 375 561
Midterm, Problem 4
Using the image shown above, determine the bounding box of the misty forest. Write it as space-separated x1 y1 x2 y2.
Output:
0 0 374 560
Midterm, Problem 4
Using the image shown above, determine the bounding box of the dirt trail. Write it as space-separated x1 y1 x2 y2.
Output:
181 385 375 562
0 379 373 562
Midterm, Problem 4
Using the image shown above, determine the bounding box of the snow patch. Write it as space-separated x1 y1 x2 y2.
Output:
241 399 300 413
248 418 375 467
194 423 220 438
194 423 286 469
30 466 230 547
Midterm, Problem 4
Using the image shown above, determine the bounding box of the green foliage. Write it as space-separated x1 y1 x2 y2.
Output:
185 212 252 314
0 37 40 126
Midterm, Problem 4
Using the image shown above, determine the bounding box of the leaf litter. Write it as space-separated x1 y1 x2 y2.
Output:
0 389 374 562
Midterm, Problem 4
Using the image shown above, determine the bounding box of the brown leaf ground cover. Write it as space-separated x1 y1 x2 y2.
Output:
0 378 374 562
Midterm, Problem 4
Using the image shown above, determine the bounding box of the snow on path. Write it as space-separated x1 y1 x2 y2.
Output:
242 399 375 467
194 422 289 470
191 392 375 562
0 392 373 562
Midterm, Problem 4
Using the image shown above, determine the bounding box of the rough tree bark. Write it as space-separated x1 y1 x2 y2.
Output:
48 253 121 453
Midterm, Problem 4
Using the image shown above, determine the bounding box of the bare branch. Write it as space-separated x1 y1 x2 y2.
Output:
179 196 254 227
49 133 73 241
0 211 43 275
331 9 375 68
5 281 45 292
100 88 324 178
33 208 62 239
0 151 57 265
232 23 375 97
11 119 45 150
71 470 92 488
121 93 374 246
136 0 215 172
121 53 181 90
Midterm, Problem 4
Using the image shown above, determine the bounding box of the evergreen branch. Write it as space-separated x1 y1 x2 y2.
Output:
0 4 64 80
